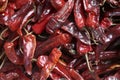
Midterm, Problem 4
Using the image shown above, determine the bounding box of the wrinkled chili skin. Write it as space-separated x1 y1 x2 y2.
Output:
0 0 120 79
22 34 36 75
35 33 71 57
4 42 24 65
46 0 74 34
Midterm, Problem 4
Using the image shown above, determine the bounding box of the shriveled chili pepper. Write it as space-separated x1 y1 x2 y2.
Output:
100 17 113 29
39 48 62 80
4 42 24 65
32 14 52 34
37 56 72 80
83 0 100 28
6 2 34 35
74 0 86 29
76 40 92 56
50 0 65 10
62 22 91 45
46 0 74 34
35 33 71 57
22 34 36 75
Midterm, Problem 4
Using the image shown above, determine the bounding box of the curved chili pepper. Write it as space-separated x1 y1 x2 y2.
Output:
39 48 62 80
6 2 34 35
22 34 36 75
50 0 65 10
106 0 120 7
62 22 91 45
100 17 113 29
74 0 86 29
14 0 31 9
83 0 100 28
76 40 92 56
46 0 74 34
37 56 72 80
4 42 24 65
35 33 71 57
32 14 52 34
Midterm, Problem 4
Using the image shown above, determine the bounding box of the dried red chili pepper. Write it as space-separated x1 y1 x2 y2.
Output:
83 0 100 28
32 14 52 34
62 22 91 45
50 0 65 10
46 0 74 34
77 40 92 56
74 0 86 29
4 42 24 65
39 48 62 80
35 33 71 57
22 34 36 75
6 2 34 35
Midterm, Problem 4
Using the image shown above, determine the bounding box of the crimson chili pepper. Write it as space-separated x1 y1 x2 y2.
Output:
22 34 36 75
4 42 24 65
35 33 71 57
46 0 74 34
39 48 62 80
74 0 86 29
32 14 52 34
50 0 65 10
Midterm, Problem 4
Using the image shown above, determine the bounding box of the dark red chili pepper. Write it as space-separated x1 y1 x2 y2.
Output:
50 0 65 10
100 17 113 29
46 0 74 34
83 0 100 28
76 40 92 56
74 0 86 29
35 33 71 57
39 48 62 80
37 56 72 80
22 34 36 75
62 22 91 45
6 2 34 35
32 14 52 34
4 42 24 65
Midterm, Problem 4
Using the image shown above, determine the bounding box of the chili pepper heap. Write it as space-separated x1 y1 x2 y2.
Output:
0 0 120 80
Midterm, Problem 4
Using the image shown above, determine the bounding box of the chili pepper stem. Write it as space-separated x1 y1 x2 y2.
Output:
0 52 5 59
0 28 8 40
0 56 6 69
11 36 20 43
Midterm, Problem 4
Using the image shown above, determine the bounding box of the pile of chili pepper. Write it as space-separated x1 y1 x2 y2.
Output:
0 0 120 80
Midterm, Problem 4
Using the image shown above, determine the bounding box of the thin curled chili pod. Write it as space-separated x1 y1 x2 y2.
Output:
39 48 62 80
50 0 65 10
74 0 86 29
62 22 91 45
35 33 71 57
0 0 8 12
4 42 24 65
46 0 74 34
106 0 120 7
22 34 36 75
